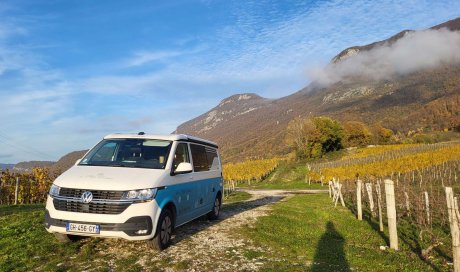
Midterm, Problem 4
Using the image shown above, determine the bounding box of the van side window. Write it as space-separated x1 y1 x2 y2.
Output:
190 144 208 172
173 143 190 170
190 144 219 172
206 147 219 170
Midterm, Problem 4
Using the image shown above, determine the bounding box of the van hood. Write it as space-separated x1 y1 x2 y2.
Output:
54 165 166 191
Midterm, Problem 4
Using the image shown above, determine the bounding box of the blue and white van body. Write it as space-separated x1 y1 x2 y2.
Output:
45 133 223 247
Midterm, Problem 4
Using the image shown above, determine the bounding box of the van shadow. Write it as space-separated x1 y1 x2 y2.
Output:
170 195 285 246
311 221 350 272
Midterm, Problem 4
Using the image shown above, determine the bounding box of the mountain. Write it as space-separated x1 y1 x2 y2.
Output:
333 17 460 63
10 150 87 176
176 17 460 162
49 150 88 175
13 161 55 172
0 164 15 171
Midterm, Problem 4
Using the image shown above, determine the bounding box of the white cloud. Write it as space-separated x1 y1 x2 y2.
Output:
309 29 460 85
124 50 184 67
0 0 460 163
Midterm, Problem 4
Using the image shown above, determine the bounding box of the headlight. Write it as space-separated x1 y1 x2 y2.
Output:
49 184 60 197
122 188 157 201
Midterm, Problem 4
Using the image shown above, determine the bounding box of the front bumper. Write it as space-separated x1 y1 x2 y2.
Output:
44 196 160 240
45 210 152 237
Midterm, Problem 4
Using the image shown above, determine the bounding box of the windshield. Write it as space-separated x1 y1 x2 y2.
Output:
79 138 172 169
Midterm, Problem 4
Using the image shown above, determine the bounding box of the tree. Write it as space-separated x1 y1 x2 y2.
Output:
373 124 394 144
286 116 343 159
312 117 344 154
343 121 373 147
285 117 316 159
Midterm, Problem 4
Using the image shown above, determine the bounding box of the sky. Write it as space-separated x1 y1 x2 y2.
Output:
0 0 459 163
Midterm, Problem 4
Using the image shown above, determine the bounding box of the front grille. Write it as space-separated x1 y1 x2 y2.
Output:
53 199 130 214
59 188 124 200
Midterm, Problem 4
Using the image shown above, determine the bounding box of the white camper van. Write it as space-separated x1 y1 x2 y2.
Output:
45 133 223 250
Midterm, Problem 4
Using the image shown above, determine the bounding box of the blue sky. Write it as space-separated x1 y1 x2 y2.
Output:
0 0 459 163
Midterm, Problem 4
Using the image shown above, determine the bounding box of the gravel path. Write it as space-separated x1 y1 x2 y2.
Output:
93 189 326 271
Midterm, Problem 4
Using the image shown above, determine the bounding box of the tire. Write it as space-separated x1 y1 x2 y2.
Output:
207 194 221 220
54 233 82 243
147 209 173 251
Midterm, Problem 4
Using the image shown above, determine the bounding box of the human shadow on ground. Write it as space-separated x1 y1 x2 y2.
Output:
311 221 350 272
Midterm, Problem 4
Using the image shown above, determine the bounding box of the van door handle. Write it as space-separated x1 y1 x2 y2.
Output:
189 176 194 180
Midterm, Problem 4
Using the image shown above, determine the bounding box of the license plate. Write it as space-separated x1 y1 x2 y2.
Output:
66 222 100 234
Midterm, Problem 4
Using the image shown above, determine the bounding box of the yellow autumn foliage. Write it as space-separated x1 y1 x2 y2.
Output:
313 144 460 181
223 158 280 182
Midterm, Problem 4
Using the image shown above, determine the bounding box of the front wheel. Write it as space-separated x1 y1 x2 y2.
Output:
207 194 221 220
54 233 83 243
147 209 173 251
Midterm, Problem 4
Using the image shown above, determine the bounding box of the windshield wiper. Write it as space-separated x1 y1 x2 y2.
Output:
110 164 127 167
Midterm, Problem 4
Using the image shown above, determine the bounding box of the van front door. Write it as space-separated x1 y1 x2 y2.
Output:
170 143 195 225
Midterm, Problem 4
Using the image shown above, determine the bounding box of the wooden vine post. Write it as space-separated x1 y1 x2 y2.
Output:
424 191 430 227
357 180 363 221
14 177 19 205
446 187 460 272
365 183 375 217
376 181 384 231
384 179 398 250
404 191 411 217
328 181 333 198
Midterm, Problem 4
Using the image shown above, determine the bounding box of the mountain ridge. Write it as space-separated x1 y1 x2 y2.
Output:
176 17 460 162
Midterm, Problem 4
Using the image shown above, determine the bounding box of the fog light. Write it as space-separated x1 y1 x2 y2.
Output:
135 229 148 235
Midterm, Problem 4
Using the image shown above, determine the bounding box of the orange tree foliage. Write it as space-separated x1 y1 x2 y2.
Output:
343 121 373 147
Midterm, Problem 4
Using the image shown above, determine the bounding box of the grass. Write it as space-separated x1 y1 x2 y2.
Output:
238 160 325 190
0 192 253 272
224 191 251 204
240 194 451 271
0 204 83 272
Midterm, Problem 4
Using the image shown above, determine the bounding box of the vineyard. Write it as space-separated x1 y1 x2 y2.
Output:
0 168 54 205
309 142 460 181
222 158 281 195
311 141 460 270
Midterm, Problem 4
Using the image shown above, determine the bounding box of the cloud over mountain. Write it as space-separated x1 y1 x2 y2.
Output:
309 29 460 85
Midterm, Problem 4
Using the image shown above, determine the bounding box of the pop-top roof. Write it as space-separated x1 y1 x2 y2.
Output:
104 133 218 148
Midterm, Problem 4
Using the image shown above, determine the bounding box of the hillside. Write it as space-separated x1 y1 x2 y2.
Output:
49 150 88 176
0 164 15 171
176 17 460 162
5 150 87 175
13 161 55 173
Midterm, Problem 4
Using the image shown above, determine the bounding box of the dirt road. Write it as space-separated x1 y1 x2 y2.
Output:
92 189 326 271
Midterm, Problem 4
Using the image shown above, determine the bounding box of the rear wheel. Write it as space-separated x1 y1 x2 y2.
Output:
147 209 173 251
208 194 221 220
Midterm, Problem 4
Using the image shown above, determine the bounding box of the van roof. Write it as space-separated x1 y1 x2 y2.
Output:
104 133 218 148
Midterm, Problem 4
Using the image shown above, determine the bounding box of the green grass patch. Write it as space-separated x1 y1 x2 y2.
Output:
0 205 81 271
239 160 325 190
0 192 255 272
241 194 449 271
224 191 251 204
0 204 44 216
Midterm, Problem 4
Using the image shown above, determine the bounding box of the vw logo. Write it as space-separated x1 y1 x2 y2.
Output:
81 191 93 203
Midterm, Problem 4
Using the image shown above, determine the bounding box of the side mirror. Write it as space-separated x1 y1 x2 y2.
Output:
75 159 82 165
172 162 193 175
